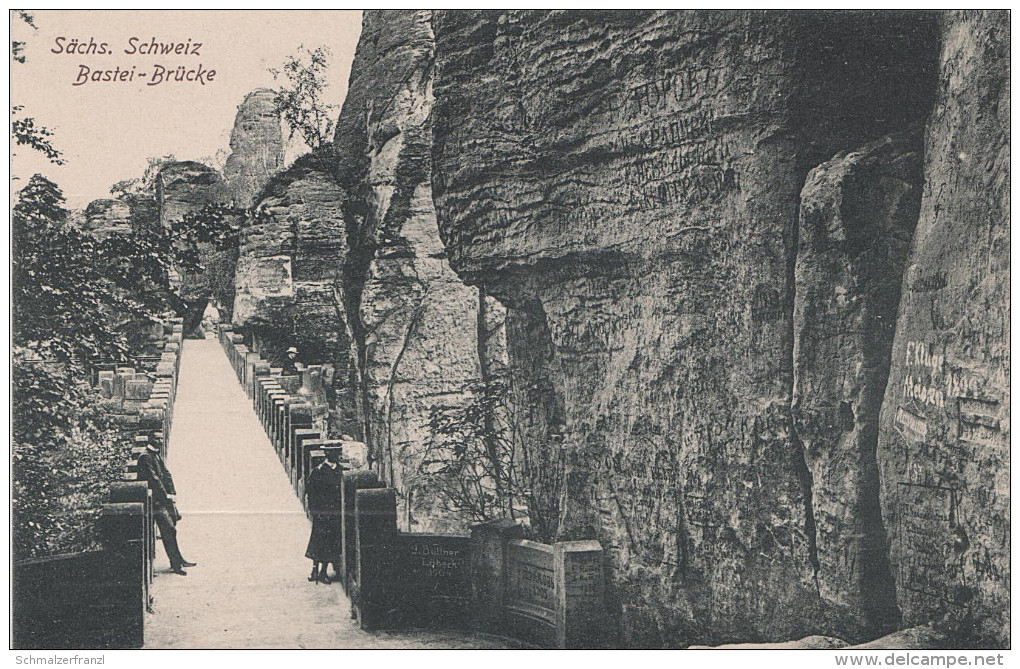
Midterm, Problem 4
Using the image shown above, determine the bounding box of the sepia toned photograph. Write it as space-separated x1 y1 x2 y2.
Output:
8 8 1010 657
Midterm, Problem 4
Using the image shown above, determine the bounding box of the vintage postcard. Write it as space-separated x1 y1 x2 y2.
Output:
9 9 1010 660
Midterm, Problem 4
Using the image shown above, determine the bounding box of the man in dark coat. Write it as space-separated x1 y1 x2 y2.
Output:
305 447 344 584
136 440 196 575
281 346 301 376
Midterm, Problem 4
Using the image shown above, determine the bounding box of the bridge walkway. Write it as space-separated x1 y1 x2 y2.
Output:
144 336 515 649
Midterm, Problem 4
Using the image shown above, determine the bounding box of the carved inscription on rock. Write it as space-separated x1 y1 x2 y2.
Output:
564 551 603 601
508 541 556 612
405 539 467 581
894 481 966 604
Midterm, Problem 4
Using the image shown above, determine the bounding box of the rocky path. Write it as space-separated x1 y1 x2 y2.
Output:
144 336 519 649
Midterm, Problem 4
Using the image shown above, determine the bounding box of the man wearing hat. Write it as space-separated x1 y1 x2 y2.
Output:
282 346 301 376
304 446 345 584
136 438 196 576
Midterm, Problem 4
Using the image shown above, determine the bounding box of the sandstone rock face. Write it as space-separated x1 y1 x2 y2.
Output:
357 182 483 532
333 10 435 191
156 161 225 331
152 91 283 329
213 89 285 322
877 11 1010 647
431 10 937 646
222 88 285 208
794 132 923 637
83 199 132 239
233 158 347 354
157 161 223 232
118 192 159 237
334 10 498 531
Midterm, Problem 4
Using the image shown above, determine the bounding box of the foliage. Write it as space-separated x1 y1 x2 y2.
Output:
417 371 534 525
172 202 245 257
14 174 244 352
12 175 125 362
108 154 177 199
11 10 35 63
10 175 246 560
11 106 65 165
270 45 338 151
10 175 240 362
11 13 64 167
12 351 125 561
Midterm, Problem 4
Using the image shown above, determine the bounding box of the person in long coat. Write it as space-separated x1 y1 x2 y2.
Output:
136 440 196 575
305 447 345 583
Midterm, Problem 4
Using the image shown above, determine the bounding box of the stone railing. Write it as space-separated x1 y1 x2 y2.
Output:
218 325 343 509
343 483 609 648
216 324 608 648
13 317 185 649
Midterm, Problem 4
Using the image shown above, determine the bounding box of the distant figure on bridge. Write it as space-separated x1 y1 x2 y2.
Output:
305 446 345 584
137 439 197 576
281 346 301 376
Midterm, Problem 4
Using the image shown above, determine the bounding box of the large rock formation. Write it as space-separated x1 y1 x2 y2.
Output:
877 10 1010 647
231 154 354 432
216 89 286 321
156 161 223 232
83 199 132 239
222 88 286 208
332 10 503 531
156 160 225 332
430 10 941 646
155 90 285 329
794 131 924 637
207 9 1007 648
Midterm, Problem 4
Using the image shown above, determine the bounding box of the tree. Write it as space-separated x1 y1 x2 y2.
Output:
12 350 123 560
10 10 35 63
417 371 537 526
13 174 244 363
10 175 156 560
11 174 248 559
12 175 118 362
12 106 65 166
108 153 177 199
270 45 338 152
11 12 64 168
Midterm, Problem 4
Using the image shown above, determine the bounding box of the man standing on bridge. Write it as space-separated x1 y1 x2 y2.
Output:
281 346 301 376
305 446 345 584
137 438 197 576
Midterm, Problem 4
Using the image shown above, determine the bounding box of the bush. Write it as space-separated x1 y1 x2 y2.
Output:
12 352 125 560
417 371 533 525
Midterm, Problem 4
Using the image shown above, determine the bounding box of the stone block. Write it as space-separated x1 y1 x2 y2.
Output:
471 518 524 632
98 503 145 546
342 470 384 590
341 440 368 469
554 540 607 649
138 409 164 431
354 488 399 630
108 481 148 503
291 428 321 487
124 380 153 401
98 371 115 399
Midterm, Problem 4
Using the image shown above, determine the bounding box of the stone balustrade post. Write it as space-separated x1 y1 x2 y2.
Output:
354 488 398 630
553 540 608 649
470 518 524 633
